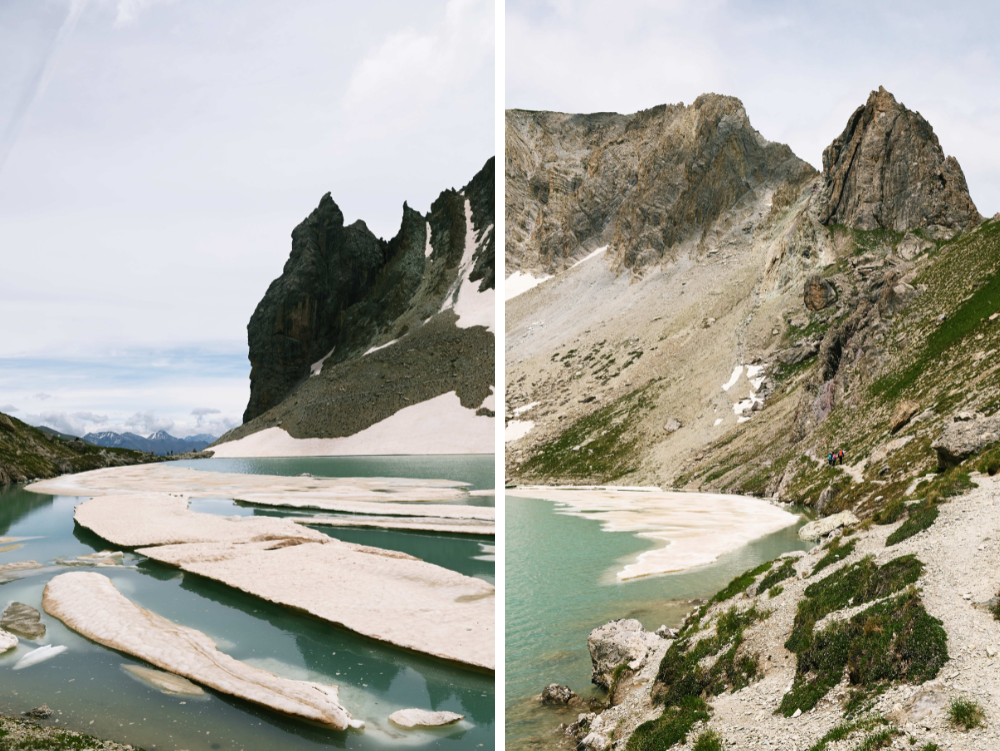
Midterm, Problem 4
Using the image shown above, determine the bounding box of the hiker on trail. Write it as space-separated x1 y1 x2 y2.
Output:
838 450 844 465
828 453 834 466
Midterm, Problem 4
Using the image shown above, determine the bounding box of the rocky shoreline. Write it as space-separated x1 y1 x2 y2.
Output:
538 470 1000 750
0 710 141 750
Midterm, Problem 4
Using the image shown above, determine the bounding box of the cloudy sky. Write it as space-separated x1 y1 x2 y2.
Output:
0 0 494 438
507 0 1000 217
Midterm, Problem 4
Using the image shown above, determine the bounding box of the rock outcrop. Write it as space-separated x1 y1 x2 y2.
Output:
797 510 858 541
932 413 1000 468
587 619 659 688
538 683 577 705
240 158 495 436
506 96 815 275
819 86 980 235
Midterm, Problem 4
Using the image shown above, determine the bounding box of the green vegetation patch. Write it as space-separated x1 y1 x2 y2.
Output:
912 468 976 505
518 382 658 481
787 555 923 654
780 590 947 717
885 502 939 546
948 697 986 730
851 728 897 751
626 696 710 751
808 715 888 751
711 560 773 605
758 558 797 591
976 442 1000 476
812 537 857 577
692 728 724 751
655 605 768 709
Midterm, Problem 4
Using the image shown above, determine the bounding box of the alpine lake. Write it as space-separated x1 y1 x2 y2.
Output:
505 493 813 751
0 455 494 751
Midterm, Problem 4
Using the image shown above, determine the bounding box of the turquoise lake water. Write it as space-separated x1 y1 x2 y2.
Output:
504 494 812 751
0 456 494 751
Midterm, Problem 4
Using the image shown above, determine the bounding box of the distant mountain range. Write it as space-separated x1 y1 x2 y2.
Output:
82 430 216 454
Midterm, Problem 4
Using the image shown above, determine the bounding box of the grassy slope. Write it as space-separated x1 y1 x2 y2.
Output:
0 411 161 485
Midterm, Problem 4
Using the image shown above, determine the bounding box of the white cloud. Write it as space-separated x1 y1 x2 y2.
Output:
109 0 170 27
343 0 493 117
73 411 108 423
191 406 221 427
24 411 81 436
125 409 174 434
34 392 53 400
1 404 17 412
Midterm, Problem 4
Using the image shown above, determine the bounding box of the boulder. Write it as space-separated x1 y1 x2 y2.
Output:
798 510 858 542
587 619 656 688
580 731 611 751
22 706 52 720
932 414 1000 468
664 418 682 434
889 400 921 434
654 625 678 640
804 276 837 311
539 684 577 705
1 602 45 641
897 232 934 260
388 709 464 728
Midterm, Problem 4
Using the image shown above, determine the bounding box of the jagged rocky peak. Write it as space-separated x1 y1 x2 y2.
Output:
505 94 816 274
242 158 495 425
819 86 981 235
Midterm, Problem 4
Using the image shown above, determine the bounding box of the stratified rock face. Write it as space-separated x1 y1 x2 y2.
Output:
506 95 815 274
819 87 980 234
244 158 495 423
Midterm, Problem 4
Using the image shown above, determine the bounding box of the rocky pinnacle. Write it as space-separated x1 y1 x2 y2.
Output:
819 86 980 235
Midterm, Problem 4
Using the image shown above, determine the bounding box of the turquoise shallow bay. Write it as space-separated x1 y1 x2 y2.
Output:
505 494 811 750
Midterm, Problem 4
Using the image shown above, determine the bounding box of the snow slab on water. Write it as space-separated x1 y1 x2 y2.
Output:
510 487 799 579
123 664 205 696
43 572 360 729
69 494 495 670
505 420 534 442
295 515 494 536
27 464 485 510
0 629 17 653
389 708 464 728
206 392 493 457
13 644 66 670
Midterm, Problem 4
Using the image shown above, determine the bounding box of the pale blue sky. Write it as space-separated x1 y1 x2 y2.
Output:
0 0 494 438
507 0 1000 217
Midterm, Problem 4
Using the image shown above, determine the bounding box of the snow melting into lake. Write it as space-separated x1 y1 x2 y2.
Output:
516 487 799 579
442 199 494 332
505 420 534 442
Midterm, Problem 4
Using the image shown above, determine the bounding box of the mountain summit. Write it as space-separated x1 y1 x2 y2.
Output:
818 86 980 235
506 95 815 275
